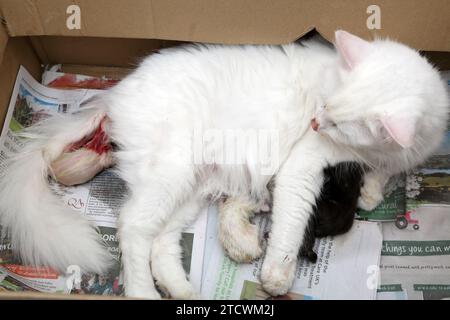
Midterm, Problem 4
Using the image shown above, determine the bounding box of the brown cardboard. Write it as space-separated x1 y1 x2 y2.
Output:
423 51 450 71
0 25 8 64
1 0 449 51
0 37 42 128
29 36 181 67
0 0 449 300
59 64 132 80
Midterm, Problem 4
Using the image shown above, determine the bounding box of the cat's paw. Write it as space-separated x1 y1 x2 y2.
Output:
257 188 272 213
152 258 201 299
357 179 384 211
258 202 271 213
167 281 202 300
260 252 297 296
218 199 263 263
125 284 162 299
219 219 262 263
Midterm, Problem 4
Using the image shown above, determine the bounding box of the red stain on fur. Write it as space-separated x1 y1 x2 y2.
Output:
66 117 112 155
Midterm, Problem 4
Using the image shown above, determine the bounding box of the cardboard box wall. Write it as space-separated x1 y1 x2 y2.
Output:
0 0 449 299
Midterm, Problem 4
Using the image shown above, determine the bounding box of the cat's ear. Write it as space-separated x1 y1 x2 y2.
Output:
335 30 373 69
380 114 417 148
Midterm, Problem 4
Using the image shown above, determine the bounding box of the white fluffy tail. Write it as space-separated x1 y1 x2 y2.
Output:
0 103 113 273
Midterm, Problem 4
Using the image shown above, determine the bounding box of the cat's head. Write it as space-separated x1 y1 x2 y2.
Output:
312 30 449 169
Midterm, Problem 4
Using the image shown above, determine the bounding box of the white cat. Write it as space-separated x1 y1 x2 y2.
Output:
0 31 447 299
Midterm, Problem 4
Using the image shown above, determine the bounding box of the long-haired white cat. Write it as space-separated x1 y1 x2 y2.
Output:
0 31 447 299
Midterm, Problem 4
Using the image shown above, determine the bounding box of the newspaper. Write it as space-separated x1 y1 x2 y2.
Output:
201 206 383 300
41 65 119 90
0 66 207 296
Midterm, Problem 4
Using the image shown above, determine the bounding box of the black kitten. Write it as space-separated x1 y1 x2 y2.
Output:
299 162 364 263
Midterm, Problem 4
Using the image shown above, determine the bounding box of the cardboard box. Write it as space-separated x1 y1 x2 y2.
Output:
0 0 449 299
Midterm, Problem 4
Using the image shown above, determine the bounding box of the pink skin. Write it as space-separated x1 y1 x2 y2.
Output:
310 118 319 131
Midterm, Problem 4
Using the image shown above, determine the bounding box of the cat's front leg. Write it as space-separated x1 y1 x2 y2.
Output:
357 170 390 211
260 147 326 296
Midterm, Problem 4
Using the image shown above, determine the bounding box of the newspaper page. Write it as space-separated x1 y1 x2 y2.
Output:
41 65 119 90
357 174 406 222
0 66 207 296
201 206 383 300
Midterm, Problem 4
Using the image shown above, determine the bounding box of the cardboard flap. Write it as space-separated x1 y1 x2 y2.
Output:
0 24 8 63
0 0 449 51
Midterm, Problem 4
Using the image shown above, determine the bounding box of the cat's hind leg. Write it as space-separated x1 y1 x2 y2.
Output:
218 197 263 263
118 165 195 299
151 195 206 299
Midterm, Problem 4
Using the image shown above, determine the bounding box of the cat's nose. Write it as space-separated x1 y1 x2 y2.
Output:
311 118 319 131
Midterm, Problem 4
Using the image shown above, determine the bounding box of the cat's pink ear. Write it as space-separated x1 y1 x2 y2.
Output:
335 30 372 69
381 115 416 148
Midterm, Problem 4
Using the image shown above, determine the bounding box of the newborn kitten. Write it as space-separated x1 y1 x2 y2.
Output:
299 162 364 262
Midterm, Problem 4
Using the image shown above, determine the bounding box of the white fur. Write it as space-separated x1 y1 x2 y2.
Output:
0 31 447 299
151 195 205 299
218 197 263 263
224 32 449 296
357 171 389 211
0 104 112 273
